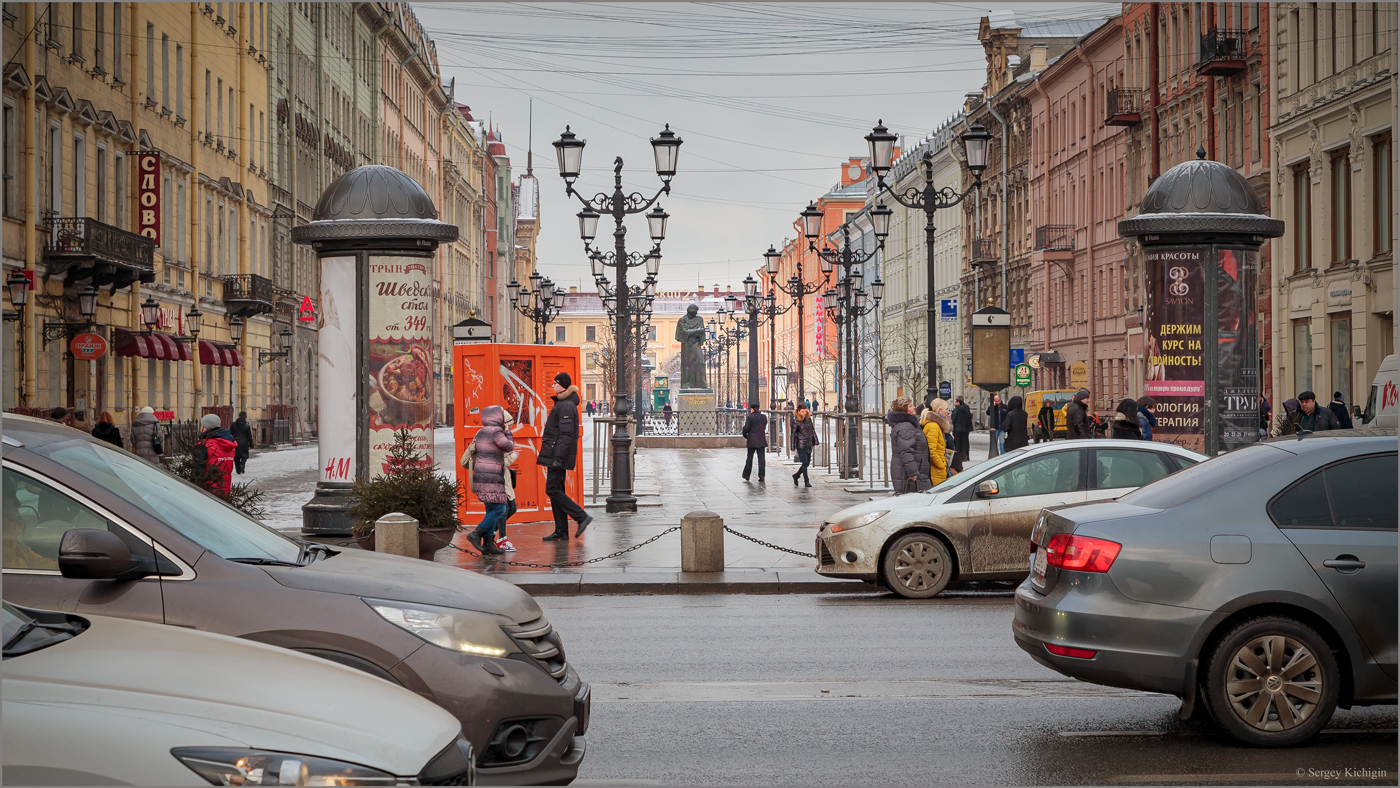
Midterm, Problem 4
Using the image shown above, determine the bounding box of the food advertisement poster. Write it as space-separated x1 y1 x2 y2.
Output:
368 255 434 475
1144 248 1205 451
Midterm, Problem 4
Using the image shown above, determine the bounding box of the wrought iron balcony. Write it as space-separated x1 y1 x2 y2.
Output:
971 238 999 265
222 273 276 318
43 217 155 290
1106 88 1146 126
1034 225 1076 252
1198 29 1247 76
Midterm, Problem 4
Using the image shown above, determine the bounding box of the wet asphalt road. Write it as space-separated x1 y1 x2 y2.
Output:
543 593 1398 786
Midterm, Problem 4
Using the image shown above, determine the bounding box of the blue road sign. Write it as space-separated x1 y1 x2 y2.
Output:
940 298 958 322
1009 348 1025 367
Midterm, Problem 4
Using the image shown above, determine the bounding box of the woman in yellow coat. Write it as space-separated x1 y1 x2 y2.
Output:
920 398 953 485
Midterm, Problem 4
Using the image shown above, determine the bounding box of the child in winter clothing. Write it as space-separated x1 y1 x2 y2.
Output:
462 405 515 556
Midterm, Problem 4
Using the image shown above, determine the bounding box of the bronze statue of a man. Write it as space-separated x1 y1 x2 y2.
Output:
675 304 708 390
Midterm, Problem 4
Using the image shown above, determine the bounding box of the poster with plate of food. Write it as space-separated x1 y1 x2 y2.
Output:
367 256 435 475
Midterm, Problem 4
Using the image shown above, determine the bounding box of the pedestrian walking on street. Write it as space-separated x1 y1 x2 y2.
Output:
586 400 596 417
663 401 673 426
986 393 1008 457
1036 399 1057 443
1112 398 1144 440
130 406 165 464
1066 389 1094 439
91 411 123 449
1329 391 1354 429
230 411 255 475
462 405 513 556
1276 391 1340 435
741 403 768 482
193 413 237 496
49 407 75 428
1259 396 1272 439
538 373 593 541
1003 396 1030 451
950 395 973 465
1270 398 1301 437
791 405 817 487
1135 397 1158 440
888 397 932 495
920 399 952 485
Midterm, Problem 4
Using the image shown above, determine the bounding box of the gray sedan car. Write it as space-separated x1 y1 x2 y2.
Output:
1014 430 1396 746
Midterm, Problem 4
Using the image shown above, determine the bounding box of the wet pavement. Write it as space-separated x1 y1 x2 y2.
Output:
240 420 993 576
545 594 1398 786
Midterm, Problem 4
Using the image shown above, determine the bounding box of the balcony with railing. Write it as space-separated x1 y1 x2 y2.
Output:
970 238 999 265
1106 88 1146 126
43 217 155 290
222 273 276 318
1034 225 1076 253
1197 29 1247 76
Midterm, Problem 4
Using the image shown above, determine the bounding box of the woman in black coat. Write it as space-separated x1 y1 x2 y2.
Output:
1002 396 1030 451
887 397 932 495
1112 398 1144 439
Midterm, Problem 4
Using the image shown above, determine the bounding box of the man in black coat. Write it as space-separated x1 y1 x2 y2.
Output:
986 393 1008 457
537 373 593 541
1066 388 1093 439
1328 391 1354 429
741 403 768 482
229 411 255 474
950 396 973 464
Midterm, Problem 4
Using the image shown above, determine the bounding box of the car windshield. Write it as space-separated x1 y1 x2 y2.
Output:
31 437 303 564
925 447 1030 494
1117 443 1292 509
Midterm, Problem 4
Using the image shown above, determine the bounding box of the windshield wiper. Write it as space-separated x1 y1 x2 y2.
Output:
3 621 37 651
226 557 303 567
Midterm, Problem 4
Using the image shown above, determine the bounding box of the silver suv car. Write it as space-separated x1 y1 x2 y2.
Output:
1014 430 1396 746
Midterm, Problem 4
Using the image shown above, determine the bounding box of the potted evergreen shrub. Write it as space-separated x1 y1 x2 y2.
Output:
347 427 462 553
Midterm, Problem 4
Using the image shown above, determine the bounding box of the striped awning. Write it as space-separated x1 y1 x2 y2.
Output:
198 340 243 367
113 329 191 361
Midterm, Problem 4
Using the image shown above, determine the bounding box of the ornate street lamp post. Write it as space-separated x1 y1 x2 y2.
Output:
764 243 825 406
865 120 989 407
553 124 680 513
507 273 564 344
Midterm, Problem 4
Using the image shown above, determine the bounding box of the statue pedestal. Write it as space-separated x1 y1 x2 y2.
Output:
677 388 716 413
676 388 717 436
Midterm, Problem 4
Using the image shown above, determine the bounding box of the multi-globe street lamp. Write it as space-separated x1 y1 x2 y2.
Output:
762 243 826 407
864 119 990 407
802 215 888 415
715 306 747 409
507 270 565 344
596 260 657 434
553 123 681 513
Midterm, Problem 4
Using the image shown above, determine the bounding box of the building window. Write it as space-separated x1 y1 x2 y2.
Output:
161 34 169 109
176 178 187 268
1331 314 1352 403
1331 150 1352 263
1293 166 1312 272
1293 319 1313 395
587 353 597 371
555 325 566 343
2 102 15 219
71 2 82 55
71 135 85 218
113 151 125 228
94 146 106 223
94 4 104 72
217 77 223 141
48 122 61 214
1375 134 1392 255
175 45 183 118
146 23 154 100
586 325 596 342
648 325 657 341
112 3 121 81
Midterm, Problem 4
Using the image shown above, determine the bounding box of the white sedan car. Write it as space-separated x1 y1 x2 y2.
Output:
3 601 475 786
816 439 1205 598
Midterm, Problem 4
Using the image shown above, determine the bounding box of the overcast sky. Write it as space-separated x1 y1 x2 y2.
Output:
416 2 1114 292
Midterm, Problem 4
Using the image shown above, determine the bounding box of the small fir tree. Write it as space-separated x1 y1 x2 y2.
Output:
347 427 462 537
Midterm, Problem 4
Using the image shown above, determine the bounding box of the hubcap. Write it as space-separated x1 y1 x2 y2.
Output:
1226 635 1323 732
893 540 943 591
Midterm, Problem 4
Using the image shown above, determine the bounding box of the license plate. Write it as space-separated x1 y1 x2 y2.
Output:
1032 547 1048 584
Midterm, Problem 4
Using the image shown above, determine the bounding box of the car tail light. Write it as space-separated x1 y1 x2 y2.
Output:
1045 533 1121 573
1045 643 1097 659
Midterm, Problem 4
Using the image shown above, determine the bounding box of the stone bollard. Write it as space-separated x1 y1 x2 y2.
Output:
680 510 724 573
375 512 419 558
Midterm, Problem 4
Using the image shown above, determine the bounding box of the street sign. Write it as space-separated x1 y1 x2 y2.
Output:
1014 363 1031 387
1009 348 1025 367
970 305 1011 391
298 295 317 322
940 298 958 322
70 332 108 360
1028 353 1041 369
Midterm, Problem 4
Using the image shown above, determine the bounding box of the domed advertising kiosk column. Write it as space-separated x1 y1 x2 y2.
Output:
294 166 458 535
1119 149 1283 456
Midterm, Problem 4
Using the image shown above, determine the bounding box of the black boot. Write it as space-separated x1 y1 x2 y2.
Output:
543 532 568 542
793 471 800 487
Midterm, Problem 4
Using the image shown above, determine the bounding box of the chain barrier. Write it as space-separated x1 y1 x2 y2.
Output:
723 525 816 558
421 526 683 569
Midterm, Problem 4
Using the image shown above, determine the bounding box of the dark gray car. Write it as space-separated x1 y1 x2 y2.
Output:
1013 430 1396 746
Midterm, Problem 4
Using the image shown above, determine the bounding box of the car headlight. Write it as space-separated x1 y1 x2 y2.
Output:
172 748 399 786
830 510 889 533
366 598 517 657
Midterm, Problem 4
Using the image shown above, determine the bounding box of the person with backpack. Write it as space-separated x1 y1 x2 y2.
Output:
130 406 165 464
538 373 592 541
192 413 237 496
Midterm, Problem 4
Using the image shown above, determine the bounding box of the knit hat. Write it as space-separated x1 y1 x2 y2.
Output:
138 406 155 415
554 372 572 389
201 413 223 430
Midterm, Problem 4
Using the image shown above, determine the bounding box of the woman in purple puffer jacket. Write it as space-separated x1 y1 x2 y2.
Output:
465 405 515 556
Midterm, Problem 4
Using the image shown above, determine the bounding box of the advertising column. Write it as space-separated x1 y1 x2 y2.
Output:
367 256 435 474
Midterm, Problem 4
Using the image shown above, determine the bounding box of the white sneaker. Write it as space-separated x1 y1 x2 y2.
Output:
496 538 517 552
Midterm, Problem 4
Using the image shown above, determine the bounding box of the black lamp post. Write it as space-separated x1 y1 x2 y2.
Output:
41 284 100 347
865 119 990 407
6 271 28 404
554 123 680 513
507 274 564 344
764 243 825 406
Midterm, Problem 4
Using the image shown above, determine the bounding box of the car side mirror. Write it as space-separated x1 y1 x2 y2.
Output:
976 480 999 498
58 529 148 581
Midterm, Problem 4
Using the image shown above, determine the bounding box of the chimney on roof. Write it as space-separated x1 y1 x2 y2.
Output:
569 286 577 293
1029 43 1049 73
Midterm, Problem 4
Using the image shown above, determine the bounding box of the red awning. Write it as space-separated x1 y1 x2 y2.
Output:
198 340 243 367
113 330 191 360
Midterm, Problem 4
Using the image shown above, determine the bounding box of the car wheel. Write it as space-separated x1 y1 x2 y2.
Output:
881 533 952 599
1203 616 1339 747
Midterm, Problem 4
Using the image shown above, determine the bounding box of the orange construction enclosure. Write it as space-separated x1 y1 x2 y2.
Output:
453 343 583 524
